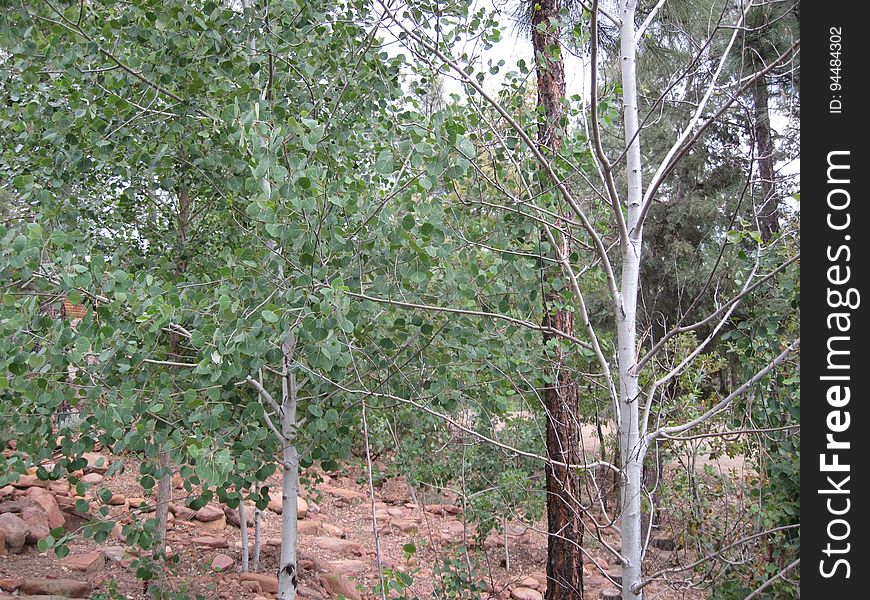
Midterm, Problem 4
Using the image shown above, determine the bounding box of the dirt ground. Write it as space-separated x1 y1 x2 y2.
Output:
1 453 709 600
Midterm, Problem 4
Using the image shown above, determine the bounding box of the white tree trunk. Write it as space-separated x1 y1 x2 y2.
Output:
239 499 249 572
277 336 299 600
617 2 646 599
253 483 262 571
155 449 172 552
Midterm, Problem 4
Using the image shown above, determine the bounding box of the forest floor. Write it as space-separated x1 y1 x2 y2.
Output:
1 449 714 600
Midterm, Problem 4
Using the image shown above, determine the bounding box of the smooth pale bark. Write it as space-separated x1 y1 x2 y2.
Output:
253 483 262 571
239 499 249 572
155 449 172 552
617 2 646 599
277 335 299 600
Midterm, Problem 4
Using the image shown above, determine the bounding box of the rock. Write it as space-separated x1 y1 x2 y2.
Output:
211 553 234 571
584 575 608 591
374 509 391 522
81 452 109 474
600 589 621 600
390 518 418 533
0 527 6 556
193 514 226 532
386 507 405 518
127 497 154 513
240 580 262 594
21 506 50 543
19 579 91 598
298 520 324 536
79 473 103 485
0 499 27 513
54 494 76 510
49 481 71 495
520 577 541 590
223 505 253 528
0 513 29 553
325 560 368 576
240 573 278 594
267 493 308 518
0 485 15 498
322 523 345 538
172 473 184 489
267 491 283 514
60 550 106 573
319 572 361 600
105 494 126 506
314 537 365 557
650 536 676 551
11 474 49 489
298 584 326 600
27 488 65 530
0 578 23 591
195 505 224 522
192 536 228 548
320 485 365 502
169 504 196 521
605 570 622 585
510 588 542 600
102 546 125 562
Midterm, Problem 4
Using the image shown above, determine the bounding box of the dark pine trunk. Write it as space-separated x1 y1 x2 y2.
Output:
751 74 779 242
532 1 585 599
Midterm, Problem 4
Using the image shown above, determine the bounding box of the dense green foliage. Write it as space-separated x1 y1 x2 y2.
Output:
1 0 799 597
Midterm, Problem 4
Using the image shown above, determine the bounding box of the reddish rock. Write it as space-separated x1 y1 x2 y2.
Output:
193 514 226 532
323 523 345 538
27 488 65 529
80 473 104 485
320 485 365 502
11 474 49 489
319 572 361 600
0 513 28 553
195 504 224 522
169 503 196 521
49 481 71 495
60 550 106 573
519 577 541 591
0 578 23 591
324 559 367 576
510 588 542 600
390 518 418 533
192 535 228 548
19 579 91 597
267 493 308 518
81 452 109 474
314 537 365 557
298 520 324 536
240 573 278 594
223 504 254 528
240 580 262 594
21 506 50 543
211 553 234 571
299 584 326 600
0 527 6 556
127 497 154 513
105 493 126 506
600 589 621 600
